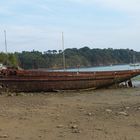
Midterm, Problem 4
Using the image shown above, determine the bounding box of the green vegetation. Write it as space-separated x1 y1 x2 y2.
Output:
0 52 19 67
0 47 140 69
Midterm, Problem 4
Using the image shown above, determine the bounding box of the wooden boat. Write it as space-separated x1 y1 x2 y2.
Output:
0 68 140 92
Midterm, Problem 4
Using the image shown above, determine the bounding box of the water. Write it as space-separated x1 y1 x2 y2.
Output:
65 64 140 72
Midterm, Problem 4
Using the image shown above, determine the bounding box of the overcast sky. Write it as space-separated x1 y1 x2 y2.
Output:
0 0 140 52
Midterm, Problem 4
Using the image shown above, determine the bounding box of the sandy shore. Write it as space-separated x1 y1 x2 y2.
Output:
0 87 140 140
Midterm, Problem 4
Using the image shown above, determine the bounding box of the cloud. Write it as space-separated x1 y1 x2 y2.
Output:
0 25 64 52
0 0 53 17
96 0 140 13
68 0 140 13
0 0 140 52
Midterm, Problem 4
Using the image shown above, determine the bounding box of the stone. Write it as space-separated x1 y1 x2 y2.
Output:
118 111 128 116
87 112 92 116
72 129 81 133
105 109 112 113
125 107 130 109
56 125 64 128
70 125 78 129
0 135 8 138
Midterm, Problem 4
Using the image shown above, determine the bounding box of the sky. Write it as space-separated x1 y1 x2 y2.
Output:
0 0 140 52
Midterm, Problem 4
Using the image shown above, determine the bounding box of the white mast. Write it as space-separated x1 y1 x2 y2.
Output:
4 30 8 66
62 32 66 71
4 30 7 54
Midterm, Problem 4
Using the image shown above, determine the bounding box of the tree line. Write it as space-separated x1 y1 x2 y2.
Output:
0 47 140 69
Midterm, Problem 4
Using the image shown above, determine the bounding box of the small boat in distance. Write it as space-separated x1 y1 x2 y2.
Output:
0 68 140 92
129 63 140 67
130 54 140 67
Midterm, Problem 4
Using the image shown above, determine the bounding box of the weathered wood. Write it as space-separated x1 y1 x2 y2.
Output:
0 69 140 92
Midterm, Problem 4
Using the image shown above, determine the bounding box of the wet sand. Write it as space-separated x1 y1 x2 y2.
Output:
0 88 140 140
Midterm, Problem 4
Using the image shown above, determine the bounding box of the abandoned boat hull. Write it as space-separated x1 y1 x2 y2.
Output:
0 77 133 92
0 69 140 92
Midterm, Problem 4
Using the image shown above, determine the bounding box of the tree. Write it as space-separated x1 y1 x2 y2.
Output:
52 50 57 54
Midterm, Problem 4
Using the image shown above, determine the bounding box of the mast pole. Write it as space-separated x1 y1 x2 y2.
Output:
4 30 7 54
62 32 66 71
4 30 8 65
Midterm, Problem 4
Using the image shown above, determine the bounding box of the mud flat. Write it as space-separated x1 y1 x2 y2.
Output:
0 87 140 140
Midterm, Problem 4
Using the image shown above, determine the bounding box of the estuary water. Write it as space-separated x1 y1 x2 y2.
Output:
66 64 140 72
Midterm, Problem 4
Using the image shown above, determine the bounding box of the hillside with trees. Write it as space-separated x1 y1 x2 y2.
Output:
0 52 19 67
0 47 140 69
